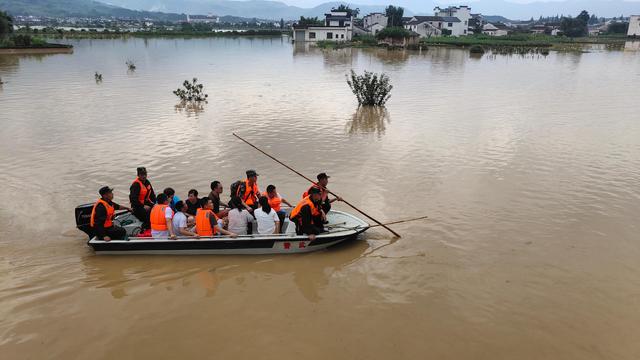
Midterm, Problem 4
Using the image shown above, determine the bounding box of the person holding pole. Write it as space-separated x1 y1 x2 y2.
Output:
303 172 342 214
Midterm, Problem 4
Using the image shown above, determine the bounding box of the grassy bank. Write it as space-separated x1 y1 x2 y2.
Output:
0 34 72 49
421 34 628 48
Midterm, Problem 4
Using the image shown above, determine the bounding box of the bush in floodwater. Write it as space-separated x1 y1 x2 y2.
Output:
540 48 550 56
469 45 485 54
173 78 208 102
126 60 136 71
346 70 392 107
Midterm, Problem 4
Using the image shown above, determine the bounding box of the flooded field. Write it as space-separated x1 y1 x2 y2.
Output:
1 37 640 359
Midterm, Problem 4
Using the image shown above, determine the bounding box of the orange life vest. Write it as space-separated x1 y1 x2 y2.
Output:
132 178 151 205
195 208 218 236
302 184 328 201
237 179 259 206
150 204 173 231
90 198 115 228
289 196 321 221
262 192 282 212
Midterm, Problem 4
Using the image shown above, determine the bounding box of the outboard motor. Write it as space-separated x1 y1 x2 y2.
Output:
75 203 95 239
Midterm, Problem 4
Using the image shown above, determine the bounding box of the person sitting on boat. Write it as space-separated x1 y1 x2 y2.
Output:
185 189 200 216
254 196 281 235
90 186 131 241
150 193 177 240
208 180 229 218
227 196 255 235
302 172 342 214
236 169 261 212
129 167 156 230
163 187 181 211
290 187 325 240
263 184 292 232
196 197 237 238
172 200 199 238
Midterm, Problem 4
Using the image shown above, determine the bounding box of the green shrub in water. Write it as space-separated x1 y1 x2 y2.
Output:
346 70 392 106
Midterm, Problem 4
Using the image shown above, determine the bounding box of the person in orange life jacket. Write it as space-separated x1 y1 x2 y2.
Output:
90 186 131 241
150 193 177 240
129 167 156 230
290 187 325 240
264 184 292 232
302 172 342 214
236 169 261 213
195 197 237 238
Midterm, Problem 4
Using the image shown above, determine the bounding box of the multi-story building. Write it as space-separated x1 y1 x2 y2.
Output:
292 10 353 42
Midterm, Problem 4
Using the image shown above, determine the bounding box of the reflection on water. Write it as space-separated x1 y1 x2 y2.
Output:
346 106 391 137
79 238 369 302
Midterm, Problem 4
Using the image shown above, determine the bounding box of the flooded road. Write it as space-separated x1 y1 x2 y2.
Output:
1 37 640 359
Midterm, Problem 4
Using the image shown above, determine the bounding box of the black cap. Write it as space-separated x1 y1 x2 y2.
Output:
99 186 113 196
317 172 330 180
137 167 147 175
308 186 322 195
246 169 259 177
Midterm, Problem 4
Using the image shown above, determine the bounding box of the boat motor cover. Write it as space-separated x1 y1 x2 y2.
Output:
75 203 95 239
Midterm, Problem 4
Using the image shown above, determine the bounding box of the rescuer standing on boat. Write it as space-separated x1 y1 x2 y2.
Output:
237 169 261 212
289 187 325 240
90 186 131 241
129 167 156 230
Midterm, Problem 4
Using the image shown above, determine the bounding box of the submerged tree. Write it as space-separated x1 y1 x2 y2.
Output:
126 60 136 71
94 71 103 82
346 70 392 106
174 78 208 102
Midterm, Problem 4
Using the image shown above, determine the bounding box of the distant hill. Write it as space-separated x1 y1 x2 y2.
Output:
102 0 403 20
482 15 513 23
0 0 185 20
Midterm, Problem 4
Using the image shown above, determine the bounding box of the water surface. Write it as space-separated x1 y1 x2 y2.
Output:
1 38 640 359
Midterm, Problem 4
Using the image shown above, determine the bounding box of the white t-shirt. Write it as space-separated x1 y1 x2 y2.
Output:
254 208 279 235
172 211 187 233
227 208 254 235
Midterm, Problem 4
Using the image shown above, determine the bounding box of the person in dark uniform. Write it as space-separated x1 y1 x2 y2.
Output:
90 186 131 241
129 167 156 230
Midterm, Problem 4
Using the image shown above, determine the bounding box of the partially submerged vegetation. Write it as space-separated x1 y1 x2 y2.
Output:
13 27 287 40
346 70 392 107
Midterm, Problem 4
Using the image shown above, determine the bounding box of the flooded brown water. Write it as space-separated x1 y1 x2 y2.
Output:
1 38 640 359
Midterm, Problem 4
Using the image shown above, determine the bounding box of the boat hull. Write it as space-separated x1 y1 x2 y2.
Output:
86 210 369 255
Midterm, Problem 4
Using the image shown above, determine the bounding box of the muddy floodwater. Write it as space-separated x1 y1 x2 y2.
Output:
1 37 640 359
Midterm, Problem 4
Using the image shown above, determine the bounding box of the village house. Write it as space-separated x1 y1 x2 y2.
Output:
292 10 353 42
482 23 509 36
363 13 388 29
628 15 640 36
186 14 219 24
402 5 472 37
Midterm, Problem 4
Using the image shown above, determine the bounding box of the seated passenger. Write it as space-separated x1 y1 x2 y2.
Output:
208 180 229 218
90 186 131 241
254 197 280 235
227 196 255 235
172 200 199 238
185 189 200 216
150 193 177 240
263 184 292 232
290 187 325 240
163 187 181 211
195 198 237 238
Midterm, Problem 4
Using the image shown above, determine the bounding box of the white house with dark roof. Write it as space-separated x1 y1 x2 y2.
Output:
292 10 353 42
629 15 640 36
402 5 471 37
482 23 509 36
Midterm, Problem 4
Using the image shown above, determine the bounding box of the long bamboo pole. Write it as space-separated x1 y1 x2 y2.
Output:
232 133 402 238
